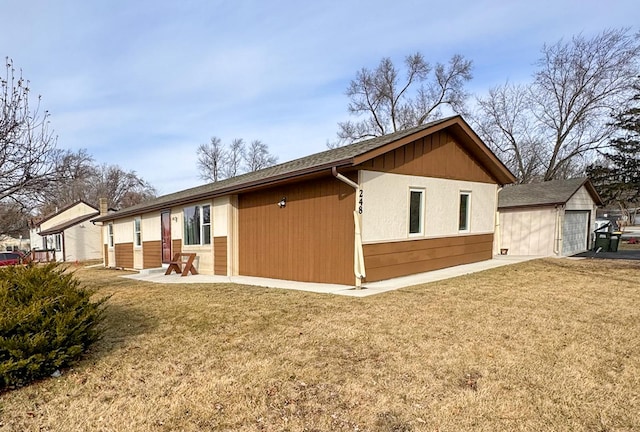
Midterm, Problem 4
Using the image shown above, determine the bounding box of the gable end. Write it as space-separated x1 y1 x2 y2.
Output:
354 130 496 183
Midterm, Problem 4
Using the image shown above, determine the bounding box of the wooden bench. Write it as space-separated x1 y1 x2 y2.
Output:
165 253 199 277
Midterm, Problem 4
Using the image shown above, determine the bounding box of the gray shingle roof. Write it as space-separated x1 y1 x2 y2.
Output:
94 115 518 222
39 212 100 236
94 117 457 222
498 177 601 208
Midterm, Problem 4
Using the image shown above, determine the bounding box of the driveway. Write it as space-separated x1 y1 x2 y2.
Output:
572 249 640 260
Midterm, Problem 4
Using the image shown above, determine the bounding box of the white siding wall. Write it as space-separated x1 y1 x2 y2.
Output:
498 207 557 256
64 223 102 261
40 202 97 231
29 228 45 250
360 170 497 243
566 186 595 210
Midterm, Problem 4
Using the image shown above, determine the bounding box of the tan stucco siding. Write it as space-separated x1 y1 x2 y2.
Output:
113 218 134 244
499 207 557 256
213 196 230 236
360 170 497 243
141 212 161 241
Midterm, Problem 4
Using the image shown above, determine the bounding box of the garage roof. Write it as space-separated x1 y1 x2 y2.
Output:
498 177 603 209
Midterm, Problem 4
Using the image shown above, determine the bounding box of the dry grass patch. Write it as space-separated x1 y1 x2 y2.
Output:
1 259 639 431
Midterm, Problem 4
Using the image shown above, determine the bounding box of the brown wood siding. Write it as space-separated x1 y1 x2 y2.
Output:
357 130 495 183
363 233 494 282
172 239 182 255
115 242 134 269
239 176 355 285
214 236 227 275
142 240 162 269
103 244 108 266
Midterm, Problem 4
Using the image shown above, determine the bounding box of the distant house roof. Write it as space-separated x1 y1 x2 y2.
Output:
34 200 99 227
39 212 100 236
94 115 516 222
498 177 604 209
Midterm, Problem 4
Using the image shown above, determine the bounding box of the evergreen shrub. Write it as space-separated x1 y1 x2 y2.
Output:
0 263 108 390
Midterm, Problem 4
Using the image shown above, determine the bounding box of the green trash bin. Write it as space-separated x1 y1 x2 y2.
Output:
609 232 621 252
594 232 611 252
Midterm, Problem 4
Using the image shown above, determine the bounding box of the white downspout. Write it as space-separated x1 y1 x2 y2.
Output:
332 167 366 288
495 186 502 255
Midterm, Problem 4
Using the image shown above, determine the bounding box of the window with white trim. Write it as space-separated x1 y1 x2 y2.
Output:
134 217 142 247
408 188 425 236
183 204 211 246
108 223 114 248
54 234 62 252
459 192 471 231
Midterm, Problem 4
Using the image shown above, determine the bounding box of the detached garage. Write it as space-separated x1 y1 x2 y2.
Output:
497 178 603 257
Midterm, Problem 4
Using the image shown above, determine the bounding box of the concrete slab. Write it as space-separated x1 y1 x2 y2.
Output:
121 255 540 297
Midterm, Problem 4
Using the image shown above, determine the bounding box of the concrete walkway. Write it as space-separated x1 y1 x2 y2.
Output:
122 255 539 297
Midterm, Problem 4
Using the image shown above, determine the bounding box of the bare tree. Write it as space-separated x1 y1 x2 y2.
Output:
87 164 156 211
224 138 245 178
197 136 227 182
244 139 278 172
44 148 96 204
0 201 29 239
474 28 640 182
474 83 543 183
0 57 60 202
333 52 472 146
197 137 277 182
38 158 156 215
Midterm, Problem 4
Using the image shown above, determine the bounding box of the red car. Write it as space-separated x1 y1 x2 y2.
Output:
0 251 26 266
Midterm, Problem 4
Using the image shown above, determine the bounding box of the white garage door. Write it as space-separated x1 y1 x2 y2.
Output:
562 211 589 256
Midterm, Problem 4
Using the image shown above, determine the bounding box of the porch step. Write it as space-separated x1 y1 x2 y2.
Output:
137 267 166 276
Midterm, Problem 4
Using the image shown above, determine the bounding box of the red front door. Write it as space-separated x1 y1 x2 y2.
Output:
161 211 172 263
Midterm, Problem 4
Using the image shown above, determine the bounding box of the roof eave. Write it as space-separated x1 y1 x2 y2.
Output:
93 159 353 222
498 202 565 210
39 212 100 236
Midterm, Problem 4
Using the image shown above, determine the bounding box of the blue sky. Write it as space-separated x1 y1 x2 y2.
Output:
2 0 638 195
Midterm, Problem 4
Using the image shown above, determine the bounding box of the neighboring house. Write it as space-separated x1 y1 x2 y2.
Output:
497 178 603 257
0 235 30 252
29 201 102 262
93 116 515 286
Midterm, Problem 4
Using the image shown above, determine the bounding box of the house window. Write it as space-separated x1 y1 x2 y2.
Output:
108 223 114 248
409 188 425 235
183 204 211 246
202 205 211 245
134 217 142 247
54 234 62 252
459 192 471 231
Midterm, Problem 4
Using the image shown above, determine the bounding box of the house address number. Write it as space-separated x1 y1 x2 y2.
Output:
358 189 363 214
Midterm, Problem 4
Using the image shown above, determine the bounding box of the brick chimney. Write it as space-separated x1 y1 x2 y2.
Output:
99 198 108 215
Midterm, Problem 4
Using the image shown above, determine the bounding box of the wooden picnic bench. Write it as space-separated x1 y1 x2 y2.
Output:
165 253 199 277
